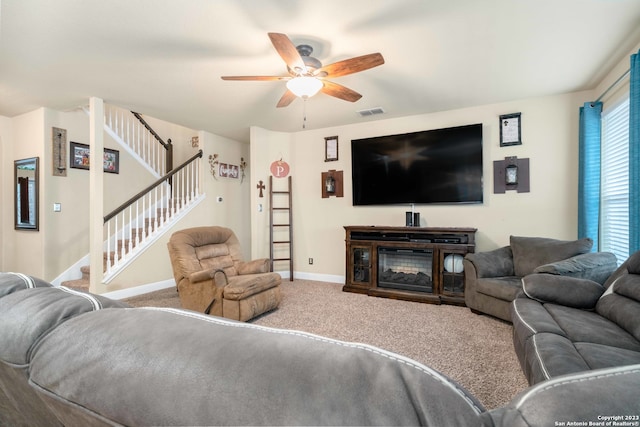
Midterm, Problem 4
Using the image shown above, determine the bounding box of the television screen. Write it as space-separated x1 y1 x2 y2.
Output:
351 123 483 205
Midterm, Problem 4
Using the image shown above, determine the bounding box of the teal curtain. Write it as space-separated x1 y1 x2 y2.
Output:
630 50 640 253
578 101 603 250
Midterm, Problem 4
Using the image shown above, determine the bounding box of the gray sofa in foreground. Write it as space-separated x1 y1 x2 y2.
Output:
1 272 639 426
464 236 618 321
512 250 640 385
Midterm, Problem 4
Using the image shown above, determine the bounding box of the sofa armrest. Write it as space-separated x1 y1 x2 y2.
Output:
188 269 229 286
237 258 270 275
533 252 617 284
464 246 514 278
521 273 605 309
488 364 640 427
188 269 213 283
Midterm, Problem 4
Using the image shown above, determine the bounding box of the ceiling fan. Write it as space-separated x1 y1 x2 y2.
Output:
221 33 385 108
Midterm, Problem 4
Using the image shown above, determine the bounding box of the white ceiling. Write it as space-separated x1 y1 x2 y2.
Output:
1 0 640 142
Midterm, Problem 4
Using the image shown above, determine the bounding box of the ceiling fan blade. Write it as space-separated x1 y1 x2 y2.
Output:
316 53 384 78
321 80 362 102
268 32 307 74
276 90 297 108
221 75 289 81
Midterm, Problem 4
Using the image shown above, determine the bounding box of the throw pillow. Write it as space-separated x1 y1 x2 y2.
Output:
510 236 593 277
522 274 604 309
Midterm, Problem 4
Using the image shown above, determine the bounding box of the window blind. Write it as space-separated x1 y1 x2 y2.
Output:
601 97 630 263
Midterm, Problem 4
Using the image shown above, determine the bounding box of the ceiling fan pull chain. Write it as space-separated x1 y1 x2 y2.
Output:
302 98 307 129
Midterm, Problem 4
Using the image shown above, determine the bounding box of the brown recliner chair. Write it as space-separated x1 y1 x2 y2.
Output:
167 226 282 321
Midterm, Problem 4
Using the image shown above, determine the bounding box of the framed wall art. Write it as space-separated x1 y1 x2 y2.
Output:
103 148 120 174
499 112 522 147
219 163 239 179
70 142 120 174
325 136 338 161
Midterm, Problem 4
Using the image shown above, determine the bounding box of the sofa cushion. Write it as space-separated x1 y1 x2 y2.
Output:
510 236 593 277
511 298 567 374
476 276 521 301
199 254 237 277
627 250 640 274
596 272 640 342
523 332 590 383
29 308 486 426
521 274 604 309
533 251 617 284
543 304 640 352
0 287 129 365
195 243 229 259
465 246 514 278
0 272 52 298
574 342 640 370
0 286 128 427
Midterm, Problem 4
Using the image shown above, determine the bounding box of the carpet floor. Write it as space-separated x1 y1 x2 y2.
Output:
123 279 529 410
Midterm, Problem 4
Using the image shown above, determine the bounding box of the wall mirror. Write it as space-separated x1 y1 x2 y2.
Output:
14 157 39 230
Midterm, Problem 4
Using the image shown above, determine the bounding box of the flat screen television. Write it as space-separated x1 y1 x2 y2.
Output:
351 123 483 205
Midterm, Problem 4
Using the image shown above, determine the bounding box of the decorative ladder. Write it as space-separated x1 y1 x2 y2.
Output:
269 176 293 281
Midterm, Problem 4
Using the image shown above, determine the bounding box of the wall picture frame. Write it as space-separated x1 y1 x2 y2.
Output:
325 136 338 162
70 142 120 174
103 148 120 174
499 113 522 147
218 163 240 179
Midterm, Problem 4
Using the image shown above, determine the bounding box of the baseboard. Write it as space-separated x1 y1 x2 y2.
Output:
101 279 176 300
277 271 345 284
100 272 345 300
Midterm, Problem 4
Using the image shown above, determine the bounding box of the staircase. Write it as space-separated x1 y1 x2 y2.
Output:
63 198 194 291
62 106 203 291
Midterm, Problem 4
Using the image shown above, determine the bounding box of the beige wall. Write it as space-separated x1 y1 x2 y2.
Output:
3 109 46 277
250 91 592 281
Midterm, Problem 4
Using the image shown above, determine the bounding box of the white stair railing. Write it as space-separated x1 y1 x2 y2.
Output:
104 104 172 177
102 150 203 282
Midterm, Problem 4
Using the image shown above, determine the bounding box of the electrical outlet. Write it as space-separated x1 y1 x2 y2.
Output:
216 196 223 203
308 258 313 265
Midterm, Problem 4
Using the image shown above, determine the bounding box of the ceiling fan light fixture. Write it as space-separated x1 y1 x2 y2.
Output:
287 76 323 98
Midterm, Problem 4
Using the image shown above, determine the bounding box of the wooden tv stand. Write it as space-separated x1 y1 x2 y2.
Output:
343 226 476 305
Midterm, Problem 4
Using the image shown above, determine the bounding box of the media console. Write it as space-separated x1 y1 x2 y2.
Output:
344 226 477 305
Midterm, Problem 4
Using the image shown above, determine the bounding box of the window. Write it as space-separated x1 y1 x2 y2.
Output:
600 96 629 264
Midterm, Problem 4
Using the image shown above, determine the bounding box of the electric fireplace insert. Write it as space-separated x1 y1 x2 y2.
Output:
377 247 433 293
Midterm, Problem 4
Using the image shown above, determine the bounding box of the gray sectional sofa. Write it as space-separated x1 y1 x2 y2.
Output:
1 271 639 426
512 250 640 385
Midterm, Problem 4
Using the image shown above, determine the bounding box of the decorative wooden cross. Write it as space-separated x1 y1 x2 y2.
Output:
256 180 265 198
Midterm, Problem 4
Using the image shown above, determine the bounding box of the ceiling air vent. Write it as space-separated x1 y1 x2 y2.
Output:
357 107 385 117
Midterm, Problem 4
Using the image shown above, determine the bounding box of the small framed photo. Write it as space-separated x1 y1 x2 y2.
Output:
70 142 90 170
325 136 338 162
103 148 119 174
70 142 120 174
499 113 522 147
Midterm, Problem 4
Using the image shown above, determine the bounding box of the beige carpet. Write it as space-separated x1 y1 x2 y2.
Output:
123 279 528 410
